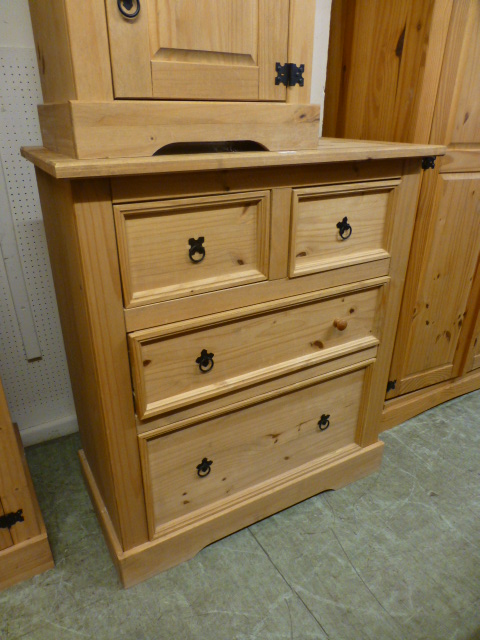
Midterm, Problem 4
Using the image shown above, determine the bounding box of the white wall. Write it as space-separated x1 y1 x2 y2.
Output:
0 0 332 446
0 1 77 445
0 1 35 47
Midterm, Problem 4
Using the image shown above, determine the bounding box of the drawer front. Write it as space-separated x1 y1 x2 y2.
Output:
129 284 384 419
142 366 367 532
114 191 270 307
289 179 399 278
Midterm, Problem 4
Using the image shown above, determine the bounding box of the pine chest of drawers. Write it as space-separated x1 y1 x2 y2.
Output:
23 140 443 586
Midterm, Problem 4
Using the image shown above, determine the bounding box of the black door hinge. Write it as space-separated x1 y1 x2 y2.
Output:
275 62 305 87
422 156 436 170
386 380 397 393
0 509 24 530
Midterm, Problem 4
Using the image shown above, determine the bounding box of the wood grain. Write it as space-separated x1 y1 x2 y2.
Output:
0 501 13 552
429 0 473 145
286 0 316 104
28 0 77 102
0 378 54 589
129 285 383 418
26 142 428 585
289 179 399 277
28 0 113 102
381 367 480 431
324 0 451 144
124 264 391 333
0 381 40 544
136 349 378 436
104 0 152 97
36 172 149 551
258 0 289 101
387 171 480 399
81 439 383 587
358 159 423 445
114 191 270 307
150 0 261 101
144 367 366 531
36 100 319 159
268 188 291 280
0 533 54 592
21 140 444 179
449 1 480 144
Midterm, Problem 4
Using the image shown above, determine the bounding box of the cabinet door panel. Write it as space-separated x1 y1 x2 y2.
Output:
387 171 480 397
450 1 480 144
108 0 289 101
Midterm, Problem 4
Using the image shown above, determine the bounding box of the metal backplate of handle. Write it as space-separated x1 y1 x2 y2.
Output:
196 349 214 373
318 414 330 431
336 217 352 240
117 0 140 18
188 237 206 263
196 458 213 477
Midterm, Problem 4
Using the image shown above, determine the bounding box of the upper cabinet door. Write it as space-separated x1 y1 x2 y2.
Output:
106 0 290 101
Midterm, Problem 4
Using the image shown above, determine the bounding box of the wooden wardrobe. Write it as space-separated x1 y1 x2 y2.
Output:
324 0 480 428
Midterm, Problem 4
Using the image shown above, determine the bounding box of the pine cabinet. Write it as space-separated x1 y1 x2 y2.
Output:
28 0 320 158
23 140 441 586
324 0 480 428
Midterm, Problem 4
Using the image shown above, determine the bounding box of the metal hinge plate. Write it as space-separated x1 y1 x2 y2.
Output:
0 509 24 530
386 379 397 393
422 156 436 170
275 62 305 87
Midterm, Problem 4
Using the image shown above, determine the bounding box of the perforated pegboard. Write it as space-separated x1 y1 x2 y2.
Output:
0 47 76 439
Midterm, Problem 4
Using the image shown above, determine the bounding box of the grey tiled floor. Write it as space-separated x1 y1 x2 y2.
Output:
1 392 480 639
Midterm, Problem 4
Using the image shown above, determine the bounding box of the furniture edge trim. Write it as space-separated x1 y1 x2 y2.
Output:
0 533 54 591
80 442 383 587
381 368 480 431
21 143 446 180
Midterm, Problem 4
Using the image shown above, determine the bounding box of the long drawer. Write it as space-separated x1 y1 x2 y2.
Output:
141 365 368 534
114 191 270 307
129 283 385 419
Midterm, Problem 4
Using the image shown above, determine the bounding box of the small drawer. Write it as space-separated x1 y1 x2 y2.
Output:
114 191 270 307
129 284 384 419
289 179 400 278
141 366 368 533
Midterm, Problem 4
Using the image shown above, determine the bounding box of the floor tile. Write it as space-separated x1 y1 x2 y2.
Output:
2 391 480 640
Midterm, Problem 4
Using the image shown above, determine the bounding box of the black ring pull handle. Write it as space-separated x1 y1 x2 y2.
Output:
117 0 140 18
196 458 213 477
188 237 206 263
318 414 330 431
196 349 214 373
336 217 352 240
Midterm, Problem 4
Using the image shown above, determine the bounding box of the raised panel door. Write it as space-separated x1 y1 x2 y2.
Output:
108 0 290 101
387 170 480 398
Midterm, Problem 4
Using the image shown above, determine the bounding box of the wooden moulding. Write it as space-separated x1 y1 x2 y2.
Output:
37 101 321 159
21 142 447 181
381 367 480 431
128 283 384 420
0 533 54 592
79 441 383 588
